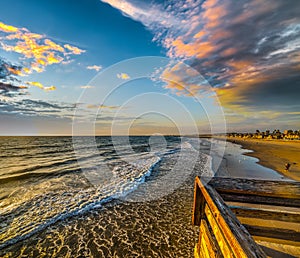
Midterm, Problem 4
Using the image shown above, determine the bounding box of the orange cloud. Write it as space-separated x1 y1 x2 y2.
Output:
220 47 237 57
44 86 56 91
5 65 22 76
27 81 44 89
26 81 57 91
161 63 208 97
0 21 85 76
64 44 85 55
44 39 65 52
0 21 18 33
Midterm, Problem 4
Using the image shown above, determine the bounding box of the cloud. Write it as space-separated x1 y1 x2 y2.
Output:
101 0 180 29
26 81 56 91
0 81 27 92
0 21 85 75
64 44 85 55
117 72 130 80
44 85 56 91
26 81 44 89
0 57 22 79
87 65 102 72
0 98 75 119
86 104 120 109
0 22 84 95
160 62 210 97
80 85 95 89
0 58 30 97
0 21 18 33
104 0 300 128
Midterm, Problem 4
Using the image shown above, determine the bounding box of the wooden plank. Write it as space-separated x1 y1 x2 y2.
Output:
194 243 201 258
200 234 210 258
253 235 300 247
195 177 267 258
229 205 300 223
204 205 234 258
192 179 205 226
221 193 300 208
200 219 221 258
244 225 300 242
206 177 300 200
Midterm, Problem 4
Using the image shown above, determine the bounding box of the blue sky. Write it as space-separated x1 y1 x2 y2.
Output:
0 0 299 135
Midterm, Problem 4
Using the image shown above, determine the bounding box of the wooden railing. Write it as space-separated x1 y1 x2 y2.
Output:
192 177 300 257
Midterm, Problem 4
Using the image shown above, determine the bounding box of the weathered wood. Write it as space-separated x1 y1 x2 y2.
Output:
194 244 201 258
192 179 205 226
200 235 210 258
200 219 222 258
194 177 267 258
204 205 234 258
229 205 300 223
221 193 300 208
244 225 300 242
206 177 300 200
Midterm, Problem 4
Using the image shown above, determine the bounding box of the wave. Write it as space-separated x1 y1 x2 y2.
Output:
0 153 161 250
0 137 195 251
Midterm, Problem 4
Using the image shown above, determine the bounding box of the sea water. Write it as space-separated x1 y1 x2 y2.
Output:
0 136 212 257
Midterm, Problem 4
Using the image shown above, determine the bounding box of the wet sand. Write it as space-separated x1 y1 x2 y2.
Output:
225 137 300 182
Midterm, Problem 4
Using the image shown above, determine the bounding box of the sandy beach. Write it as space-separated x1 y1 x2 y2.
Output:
224 137 300 182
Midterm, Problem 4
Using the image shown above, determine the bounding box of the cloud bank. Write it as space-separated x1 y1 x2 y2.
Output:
101 0 300 129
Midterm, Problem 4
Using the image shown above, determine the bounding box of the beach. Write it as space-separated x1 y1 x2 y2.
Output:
224 137 300 182
1 136 298 257
0 136 207 257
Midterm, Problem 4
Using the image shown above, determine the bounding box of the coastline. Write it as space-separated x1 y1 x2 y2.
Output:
201 138 286 180
222 137 300 182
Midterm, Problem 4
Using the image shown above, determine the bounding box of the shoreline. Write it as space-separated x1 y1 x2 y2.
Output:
215 137 300 182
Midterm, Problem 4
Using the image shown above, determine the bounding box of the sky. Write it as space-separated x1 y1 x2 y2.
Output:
0 0 299 135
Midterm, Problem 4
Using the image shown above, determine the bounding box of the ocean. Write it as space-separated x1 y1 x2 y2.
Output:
0 136 213 257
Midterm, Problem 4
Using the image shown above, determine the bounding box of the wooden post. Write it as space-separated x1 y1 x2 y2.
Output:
192 178 204 226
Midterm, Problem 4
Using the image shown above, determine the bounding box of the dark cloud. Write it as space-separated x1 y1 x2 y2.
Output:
0 57 27 97
0 82 27 92
0 99 75 119
106 0 300 120
0 58 22 79
0 82 28 98
151 0 300 121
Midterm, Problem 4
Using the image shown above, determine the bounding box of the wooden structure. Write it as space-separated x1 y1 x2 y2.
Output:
192 177 300 257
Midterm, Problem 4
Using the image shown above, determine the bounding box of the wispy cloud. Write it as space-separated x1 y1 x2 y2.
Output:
160 63 209 97
26 81 56 91
104 0 300 128
0 57 22 80
117 72 130 80
0 21 18 33
44 85 56 91
0 98 75 119
0 21 86 95
0 21 85 75
87 65 102 72
64 44 85 55
0 82 27 98
80 85 95 89
86 104 120 109
101 0 180 29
